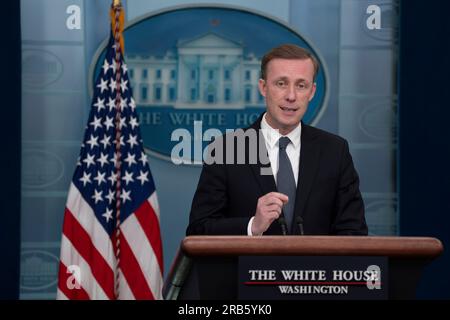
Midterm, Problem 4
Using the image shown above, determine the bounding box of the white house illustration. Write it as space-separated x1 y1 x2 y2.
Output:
126 33 265 109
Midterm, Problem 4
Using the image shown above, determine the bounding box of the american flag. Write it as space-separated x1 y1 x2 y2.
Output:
57 5 163 300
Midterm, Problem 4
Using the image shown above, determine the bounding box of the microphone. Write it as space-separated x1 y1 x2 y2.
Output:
296 216 304 235
278 216 288 236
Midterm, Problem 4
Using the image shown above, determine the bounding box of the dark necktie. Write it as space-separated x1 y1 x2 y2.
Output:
277 136 296 233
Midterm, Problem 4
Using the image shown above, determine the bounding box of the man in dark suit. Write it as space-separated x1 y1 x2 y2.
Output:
187 44 368 236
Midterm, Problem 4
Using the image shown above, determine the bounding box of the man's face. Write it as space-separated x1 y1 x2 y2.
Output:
258 58 317 135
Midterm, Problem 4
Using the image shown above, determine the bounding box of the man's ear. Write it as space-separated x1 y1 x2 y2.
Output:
258 79 266 97
308 82 317 102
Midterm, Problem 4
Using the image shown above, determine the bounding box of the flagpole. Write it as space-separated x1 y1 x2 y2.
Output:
112 0 123 300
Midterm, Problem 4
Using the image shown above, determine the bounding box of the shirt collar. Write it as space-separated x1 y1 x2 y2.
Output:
261 112 301 149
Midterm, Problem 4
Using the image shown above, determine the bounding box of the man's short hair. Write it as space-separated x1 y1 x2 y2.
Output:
260 44 319 81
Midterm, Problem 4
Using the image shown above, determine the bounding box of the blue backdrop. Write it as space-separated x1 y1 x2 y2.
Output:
2 0 449 299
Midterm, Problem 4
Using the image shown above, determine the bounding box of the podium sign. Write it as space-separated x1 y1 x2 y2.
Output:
238 256 388 300
163 236 443 300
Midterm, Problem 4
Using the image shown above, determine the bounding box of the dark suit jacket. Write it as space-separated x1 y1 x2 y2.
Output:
187 114 368 236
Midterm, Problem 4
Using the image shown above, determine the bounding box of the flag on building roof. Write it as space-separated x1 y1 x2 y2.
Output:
57 3 163 300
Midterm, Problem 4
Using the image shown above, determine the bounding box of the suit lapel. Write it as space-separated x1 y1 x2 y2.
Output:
293 124 321 221
249 162 277 195
247 114 277 195
248 135 280 234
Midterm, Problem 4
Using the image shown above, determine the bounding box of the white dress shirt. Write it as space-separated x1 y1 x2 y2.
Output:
247 113 302 235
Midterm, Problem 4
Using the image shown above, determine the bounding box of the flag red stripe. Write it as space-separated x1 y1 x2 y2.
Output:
58 261 90 300
134 199 164 273
118 232 155 300
63 208 115 299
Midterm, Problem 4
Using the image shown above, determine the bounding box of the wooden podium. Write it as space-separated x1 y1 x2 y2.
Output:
163 236 443 300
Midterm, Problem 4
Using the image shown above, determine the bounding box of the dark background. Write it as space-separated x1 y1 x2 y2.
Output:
1 0 21 299
398 0 450 299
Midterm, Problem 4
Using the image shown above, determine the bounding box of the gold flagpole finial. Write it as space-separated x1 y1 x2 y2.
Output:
113 0 121 6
